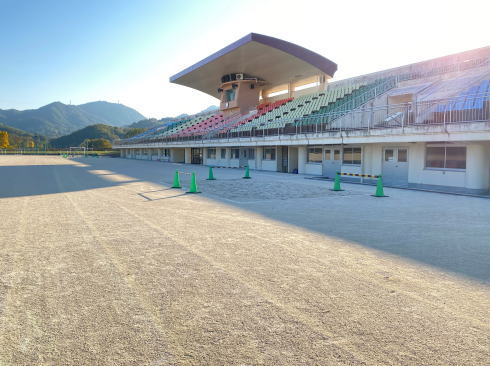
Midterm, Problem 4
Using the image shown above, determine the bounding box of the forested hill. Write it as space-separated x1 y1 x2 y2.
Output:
49 124 144 148
0 101 145 137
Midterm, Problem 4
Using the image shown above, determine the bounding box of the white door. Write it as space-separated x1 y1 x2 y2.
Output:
382 147 409 186
322 148 342 178
239 148 248 167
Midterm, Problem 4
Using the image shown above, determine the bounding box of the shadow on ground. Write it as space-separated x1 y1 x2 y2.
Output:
0 163 139 198
4 156 490 284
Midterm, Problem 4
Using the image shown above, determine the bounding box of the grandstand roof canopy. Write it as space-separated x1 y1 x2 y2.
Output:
169 33 338 99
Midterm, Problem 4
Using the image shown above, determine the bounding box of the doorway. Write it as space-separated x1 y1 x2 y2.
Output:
281 146 288 172
239 148 248 167
191 148 203 164
382 147 409 186
322 147 341 178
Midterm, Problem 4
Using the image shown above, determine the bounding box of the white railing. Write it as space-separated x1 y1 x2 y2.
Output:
114 94 490 146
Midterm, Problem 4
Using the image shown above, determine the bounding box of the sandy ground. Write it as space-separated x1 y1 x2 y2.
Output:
0 155 489 366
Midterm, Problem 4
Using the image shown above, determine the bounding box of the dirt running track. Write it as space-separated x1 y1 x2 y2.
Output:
0 156 489 365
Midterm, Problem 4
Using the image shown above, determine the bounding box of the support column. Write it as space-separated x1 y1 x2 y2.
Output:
256 146 263 170
184 148 191 164
203 148 208 166
298 145 307 174
225 148 231 168
466 142 489 190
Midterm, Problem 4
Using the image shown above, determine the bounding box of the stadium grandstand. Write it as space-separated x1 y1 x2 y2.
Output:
114 33 490 193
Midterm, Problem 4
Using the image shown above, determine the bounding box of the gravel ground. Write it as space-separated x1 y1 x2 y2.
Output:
0 155 489 365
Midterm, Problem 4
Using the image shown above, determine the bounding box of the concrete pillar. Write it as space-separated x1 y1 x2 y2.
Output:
225 148 231 167
157 148 161 161
255 147 263 170
184 148 191 164
203 148 208 166
298 146 307 174
288 146 298 173
466 142 489 190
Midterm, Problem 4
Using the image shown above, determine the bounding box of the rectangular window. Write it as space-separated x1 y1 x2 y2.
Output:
307 147 322 163
263 148 276 160
385 149 394 162
226 89 236 102
207 148 216 159
231 148 240 159
221 148 226 159
334 149 341 161
247 148 255 160
325 149 331 160
343 147 361 165
426 146 466 170
398 149 408 162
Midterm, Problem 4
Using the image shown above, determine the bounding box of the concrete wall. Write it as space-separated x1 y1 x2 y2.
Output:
262 160 277 171
305 163 322 175
171 148 185 163
122 140 490 191
184 148 191 164
298 146 307 174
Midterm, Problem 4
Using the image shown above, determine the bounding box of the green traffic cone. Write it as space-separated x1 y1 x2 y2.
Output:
187 172 201 194
331 172 343 191
171 170 181 189
372 175 388 197
207 166 216 180
243 165 251 179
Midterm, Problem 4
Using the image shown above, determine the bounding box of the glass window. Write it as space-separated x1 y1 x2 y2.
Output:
426 146 466 170
221 148 226 159
263 148 276 160
325 149 331 160
398 149 407 162
352 148 361 165
231 148 239 159
307 147 322 163
426 147 445 168
385 149 394 162
334 149 341 161
248 148 255 160
343 147 362 165
226 89 236 102
445 147 466 169
207 148 216 159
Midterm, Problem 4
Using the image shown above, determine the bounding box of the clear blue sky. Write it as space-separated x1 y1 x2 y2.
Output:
1 0 489 118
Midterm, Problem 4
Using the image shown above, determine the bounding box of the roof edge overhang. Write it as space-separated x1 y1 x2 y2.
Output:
169 33 338 83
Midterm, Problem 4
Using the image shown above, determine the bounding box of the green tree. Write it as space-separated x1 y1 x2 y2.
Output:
0 131 9 148
124 128 147 138
82 138 112 150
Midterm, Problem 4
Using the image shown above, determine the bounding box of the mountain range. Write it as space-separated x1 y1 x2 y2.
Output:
0 101 145 138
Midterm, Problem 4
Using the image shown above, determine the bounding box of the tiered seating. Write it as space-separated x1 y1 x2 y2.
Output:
436 79 490 112
297 78 397 126
223 98 293 133
148 113 214 140
431 79 490 123
172 113 225 137
231 84 364 132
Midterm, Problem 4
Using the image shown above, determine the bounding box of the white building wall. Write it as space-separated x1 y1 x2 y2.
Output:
206 158 219 166
466 142 489 190
256 147 263 170
305 163 322 175
298 146 307 174
117 138 490 192
184 148 191 164
262 160 277 171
